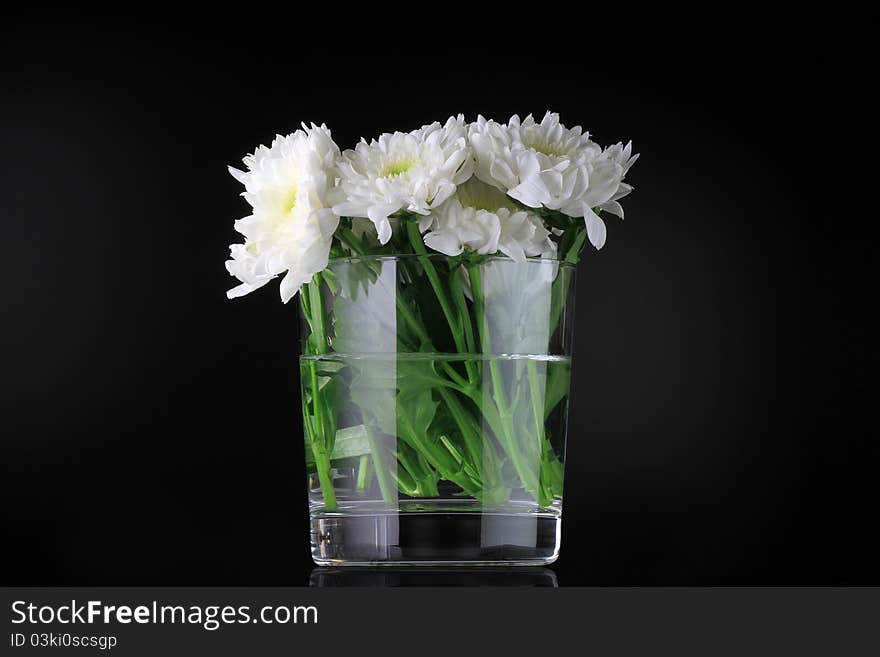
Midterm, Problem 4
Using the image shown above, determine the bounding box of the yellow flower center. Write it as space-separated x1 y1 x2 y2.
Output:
457 178 515 212
523 137 568 158
282 186 298 213
380 158 416 178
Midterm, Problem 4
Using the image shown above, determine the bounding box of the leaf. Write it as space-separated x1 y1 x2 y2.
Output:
395 357 449 395
321 268 339 295
396 441 439 497
397 387 439 443
305 424 371 465
349 365 397 436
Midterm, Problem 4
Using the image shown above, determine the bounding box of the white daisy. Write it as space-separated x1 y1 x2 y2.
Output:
412 113 470 144
226 123 341 303
422 178 555 262
469 111 637 249
422 197 501 258
576 140 639 249
333 117 473 244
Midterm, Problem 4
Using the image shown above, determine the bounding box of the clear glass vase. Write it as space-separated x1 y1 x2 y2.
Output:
299 254 576 565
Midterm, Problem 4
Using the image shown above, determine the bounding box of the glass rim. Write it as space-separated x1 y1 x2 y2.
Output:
327 253 576 268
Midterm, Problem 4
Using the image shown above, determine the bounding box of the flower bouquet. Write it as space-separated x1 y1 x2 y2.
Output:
227 112 637 565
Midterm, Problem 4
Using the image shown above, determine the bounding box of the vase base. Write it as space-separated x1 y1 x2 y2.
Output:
310 501 561 566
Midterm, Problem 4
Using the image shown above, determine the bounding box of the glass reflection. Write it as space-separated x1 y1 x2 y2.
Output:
309 567 558 587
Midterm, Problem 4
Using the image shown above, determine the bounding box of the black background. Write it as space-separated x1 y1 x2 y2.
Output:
2 11 877 585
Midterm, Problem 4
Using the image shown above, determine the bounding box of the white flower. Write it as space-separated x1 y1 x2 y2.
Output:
226 123 341 303
333 116 473 244
469 111 638 249
577 140 639 249
421 178 555 262
585 140 639 215
495 207 556 262
422 198 501 257
412 113 469 144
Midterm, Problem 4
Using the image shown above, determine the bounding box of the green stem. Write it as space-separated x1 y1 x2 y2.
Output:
397 410 481 497
302 388 336 506
312 448 337 509
406 221 467 354
388 279 471 390
392 467 419 497
389 294 505 456
365 426 396 506
468 262 546 504
397 444 439 497
309 363 326 447
436 387 483 480
336 226 363 254
307 277 328 354
549 227 585 336
525 359 546 457
526 359 555 503
366 256 487 495
304 274 337 509
356 454 372 491
448 265 478 382
338 227 487 497
359 227 474 392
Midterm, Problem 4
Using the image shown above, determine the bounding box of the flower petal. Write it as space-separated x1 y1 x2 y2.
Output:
584 208 607 250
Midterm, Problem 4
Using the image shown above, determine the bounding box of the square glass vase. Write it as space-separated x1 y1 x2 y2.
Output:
299 254 575 566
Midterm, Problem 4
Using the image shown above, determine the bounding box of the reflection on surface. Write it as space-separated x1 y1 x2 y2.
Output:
309 567 558 587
